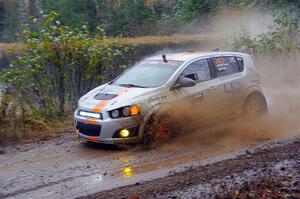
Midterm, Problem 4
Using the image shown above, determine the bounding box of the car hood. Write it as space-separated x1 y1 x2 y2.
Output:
78 84 154 113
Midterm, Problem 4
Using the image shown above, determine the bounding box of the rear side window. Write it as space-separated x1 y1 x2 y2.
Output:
212 56 240 77
236 57 244 72
180 59 211 82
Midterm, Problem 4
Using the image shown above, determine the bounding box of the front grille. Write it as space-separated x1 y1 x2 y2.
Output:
76 122 101 136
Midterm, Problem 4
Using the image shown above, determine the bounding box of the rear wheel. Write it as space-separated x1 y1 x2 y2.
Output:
242 93 268 119
143 112 176 145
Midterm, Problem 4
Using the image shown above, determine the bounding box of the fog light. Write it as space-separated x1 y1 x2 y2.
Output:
120 129 130 137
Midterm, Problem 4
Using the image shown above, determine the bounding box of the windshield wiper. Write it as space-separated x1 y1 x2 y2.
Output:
118 83 147 88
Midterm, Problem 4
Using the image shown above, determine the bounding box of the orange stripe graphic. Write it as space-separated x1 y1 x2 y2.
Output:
88 137 98 141
83 119 98 124
92 87 132 113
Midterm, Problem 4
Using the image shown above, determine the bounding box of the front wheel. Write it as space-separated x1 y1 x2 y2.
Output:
242 93 268 119
143 112 176 145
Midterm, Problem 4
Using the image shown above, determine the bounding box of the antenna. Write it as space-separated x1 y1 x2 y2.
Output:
212 48 220 52
162 54 167 63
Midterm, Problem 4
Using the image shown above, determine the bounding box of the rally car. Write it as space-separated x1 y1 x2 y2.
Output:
74 51 268 144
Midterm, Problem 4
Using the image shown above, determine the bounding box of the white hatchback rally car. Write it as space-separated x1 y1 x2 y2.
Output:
74 51 267 144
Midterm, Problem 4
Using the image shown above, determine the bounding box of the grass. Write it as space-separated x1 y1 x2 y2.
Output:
0 33 220 54
0 116 73 146
0 43 23 53
115 33 220 45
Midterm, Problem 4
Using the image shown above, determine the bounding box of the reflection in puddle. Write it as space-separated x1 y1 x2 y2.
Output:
122 167 133 178
89 174 103 182
95 174 103 181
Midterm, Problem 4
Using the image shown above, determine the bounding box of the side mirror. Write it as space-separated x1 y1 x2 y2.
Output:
172 77 196 90
180 77 196 87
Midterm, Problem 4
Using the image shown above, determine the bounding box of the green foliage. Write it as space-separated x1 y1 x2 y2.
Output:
231 13 300 54
0 0 300 39
0 0 20 41
0 11 128 115
103 0 157 36
40 0 98 31
173 0 216 23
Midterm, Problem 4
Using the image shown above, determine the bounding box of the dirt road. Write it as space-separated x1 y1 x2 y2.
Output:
1 113 299 199
0 125 276 199
84 137 300 199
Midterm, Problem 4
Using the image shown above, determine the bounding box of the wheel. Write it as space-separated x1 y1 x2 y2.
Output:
242 93 268 119
143 112 176 145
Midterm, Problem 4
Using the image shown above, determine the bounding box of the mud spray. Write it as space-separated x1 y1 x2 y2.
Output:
156 9 300 151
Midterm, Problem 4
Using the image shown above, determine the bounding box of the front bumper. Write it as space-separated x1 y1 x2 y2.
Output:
74 111 141 144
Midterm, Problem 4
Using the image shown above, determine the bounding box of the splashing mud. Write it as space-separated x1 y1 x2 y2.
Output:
156 9 300 151
155 48 300 151
158 56 300 151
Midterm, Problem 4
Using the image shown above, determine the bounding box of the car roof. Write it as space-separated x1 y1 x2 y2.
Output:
145 51 248 62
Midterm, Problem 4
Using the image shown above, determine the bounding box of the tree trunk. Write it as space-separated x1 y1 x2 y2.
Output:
58 65 65 115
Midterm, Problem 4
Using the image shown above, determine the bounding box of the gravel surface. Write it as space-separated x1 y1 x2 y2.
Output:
80 137 300 199
1 122 299 199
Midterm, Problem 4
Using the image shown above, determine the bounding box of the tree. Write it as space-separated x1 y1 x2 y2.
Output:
0 11 128 116
231 13 300 54
174 0 217 23
0 1 4 38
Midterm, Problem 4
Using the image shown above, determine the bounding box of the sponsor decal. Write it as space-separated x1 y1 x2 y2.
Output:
214 57 225 64
192 93 204 103
224 81 241 95
184 93 204 103
148 96 168 104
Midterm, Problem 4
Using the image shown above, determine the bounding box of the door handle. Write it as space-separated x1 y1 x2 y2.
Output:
208 86 217 92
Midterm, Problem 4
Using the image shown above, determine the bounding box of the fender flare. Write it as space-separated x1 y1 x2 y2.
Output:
138 102 173 139
240 85 264 108
241 90 268 116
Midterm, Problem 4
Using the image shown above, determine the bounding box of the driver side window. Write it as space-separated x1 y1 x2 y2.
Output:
180 59 211 82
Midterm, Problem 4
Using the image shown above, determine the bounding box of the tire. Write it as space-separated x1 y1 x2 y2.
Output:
143 112 177 145
242 93 268 119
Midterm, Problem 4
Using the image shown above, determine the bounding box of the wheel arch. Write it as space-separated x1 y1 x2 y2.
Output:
138 102 173 139
241 90 268 116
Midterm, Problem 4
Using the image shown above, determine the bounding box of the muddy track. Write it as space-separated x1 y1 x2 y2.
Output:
79 137 300 199
0 130 299 199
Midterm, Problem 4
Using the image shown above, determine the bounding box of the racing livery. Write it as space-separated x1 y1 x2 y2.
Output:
74 51 268 144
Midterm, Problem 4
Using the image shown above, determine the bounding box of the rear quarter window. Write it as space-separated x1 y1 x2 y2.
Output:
212 56 242 78
236 57 244 72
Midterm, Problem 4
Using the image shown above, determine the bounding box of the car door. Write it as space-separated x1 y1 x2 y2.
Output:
170 58 220 126
210 56 244 119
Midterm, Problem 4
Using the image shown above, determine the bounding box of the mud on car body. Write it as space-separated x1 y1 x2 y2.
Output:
74 51 268 144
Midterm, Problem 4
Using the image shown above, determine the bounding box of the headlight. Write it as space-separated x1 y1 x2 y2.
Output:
111 110 120 118
109 105 140 119
122 107 130 117
79 110 101 119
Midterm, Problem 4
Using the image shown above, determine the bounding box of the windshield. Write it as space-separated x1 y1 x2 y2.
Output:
113 60 183 88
